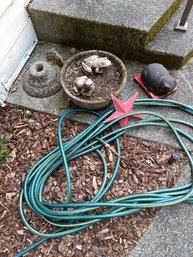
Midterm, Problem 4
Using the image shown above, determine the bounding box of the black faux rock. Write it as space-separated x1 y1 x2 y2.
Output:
141 63 176 96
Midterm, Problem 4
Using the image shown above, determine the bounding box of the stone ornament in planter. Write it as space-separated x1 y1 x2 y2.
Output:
60 50 127 110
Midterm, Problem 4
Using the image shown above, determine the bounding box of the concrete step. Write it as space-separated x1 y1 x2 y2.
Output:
145 0 193 69
27 0 182 64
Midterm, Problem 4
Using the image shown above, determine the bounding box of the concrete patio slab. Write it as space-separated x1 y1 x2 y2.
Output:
6 42 193 151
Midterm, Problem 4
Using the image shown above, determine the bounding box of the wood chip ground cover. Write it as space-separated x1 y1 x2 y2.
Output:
0 105 187 257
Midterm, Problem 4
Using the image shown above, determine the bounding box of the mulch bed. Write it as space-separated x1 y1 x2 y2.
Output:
0 104 187 257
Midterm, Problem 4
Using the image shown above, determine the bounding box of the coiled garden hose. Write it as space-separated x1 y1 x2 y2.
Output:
15 98 193 257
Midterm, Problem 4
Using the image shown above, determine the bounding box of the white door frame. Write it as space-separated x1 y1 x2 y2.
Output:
0 0 38 104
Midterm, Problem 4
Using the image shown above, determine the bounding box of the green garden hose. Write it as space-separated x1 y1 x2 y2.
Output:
14 98 193 256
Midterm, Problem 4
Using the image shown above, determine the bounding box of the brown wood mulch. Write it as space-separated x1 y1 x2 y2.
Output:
0 104 187 257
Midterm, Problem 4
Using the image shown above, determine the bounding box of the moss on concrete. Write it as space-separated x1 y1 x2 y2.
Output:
28 0 187 69
146 0 183 45
29 9 148 58
181 50 193 68
140 48 183 69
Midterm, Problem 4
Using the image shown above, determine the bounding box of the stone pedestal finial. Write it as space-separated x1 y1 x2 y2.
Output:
23 61 61 98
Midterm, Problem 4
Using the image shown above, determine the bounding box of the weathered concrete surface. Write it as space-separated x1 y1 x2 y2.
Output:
6 42 193 151
27 0 181 62
7 86 69 116
130 165 193 257
145 0 193 68
28 0 178 31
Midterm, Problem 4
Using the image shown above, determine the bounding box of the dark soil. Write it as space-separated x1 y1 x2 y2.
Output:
0 104 187 257
65 59 121 101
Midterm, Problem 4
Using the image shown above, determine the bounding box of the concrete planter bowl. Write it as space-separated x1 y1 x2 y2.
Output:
60 50 127 110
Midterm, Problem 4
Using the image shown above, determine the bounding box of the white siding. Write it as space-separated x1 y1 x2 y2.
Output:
0 0 38 104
